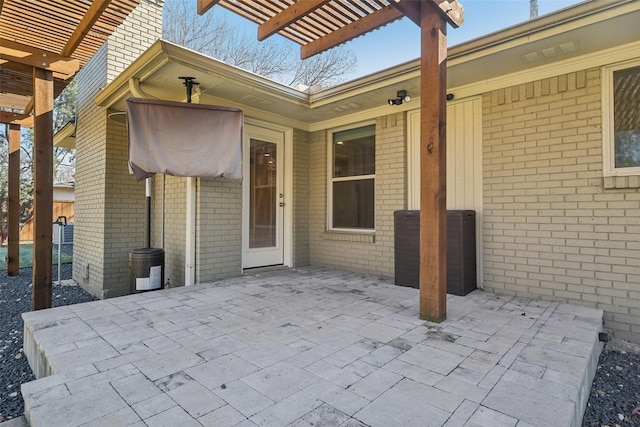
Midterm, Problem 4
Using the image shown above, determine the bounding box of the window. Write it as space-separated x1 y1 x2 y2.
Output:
329 124 375 231
604 61 640 176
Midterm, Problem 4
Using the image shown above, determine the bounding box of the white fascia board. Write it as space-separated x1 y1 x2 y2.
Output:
161 41 308 105
95 40 309 111
309 60 420 109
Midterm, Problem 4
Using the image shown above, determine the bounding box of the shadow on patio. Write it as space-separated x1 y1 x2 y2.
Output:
21 267 602 426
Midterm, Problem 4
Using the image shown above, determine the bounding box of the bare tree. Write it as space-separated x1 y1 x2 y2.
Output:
289 48 357 88
163 0 357 88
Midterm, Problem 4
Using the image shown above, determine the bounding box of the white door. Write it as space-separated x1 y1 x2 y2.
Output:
242 125 285 268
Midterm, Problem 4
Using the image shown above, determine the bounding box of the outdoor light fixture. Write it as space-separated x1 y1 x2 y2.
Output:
179 76 199 103
388 90 411 106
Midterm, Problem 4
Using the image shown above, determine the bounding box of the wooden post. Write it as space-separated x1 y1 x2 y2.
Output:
7 123 21 276
32 67 54 310
419 1 448 322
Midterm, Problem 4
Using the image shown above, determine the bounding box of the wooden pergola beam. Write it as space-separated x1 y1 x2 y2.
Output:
393 0 464 28
197 0 220 15
0 93 32 111
62 0 114 56
0 111 30 124
432 0 464 28
24 97 35 116
392 0 422 26
419 0 448 322
301 5 404 59
0 38 79 76
7 123 21 276
0 56 74 80
12 115 34 127
258 0 332 41
31 67 54 311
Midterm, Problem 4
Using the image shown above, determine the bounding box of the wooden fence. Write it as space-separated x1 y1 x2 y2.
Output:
19 201 75 242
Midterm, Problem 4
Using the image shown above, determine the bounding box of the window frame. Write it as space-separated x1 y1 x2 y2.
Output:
327 122 376 233
602 58 640 177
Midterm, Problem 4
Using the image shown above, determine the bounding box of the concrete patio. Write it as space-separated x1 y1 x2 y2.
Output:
21 267 603 427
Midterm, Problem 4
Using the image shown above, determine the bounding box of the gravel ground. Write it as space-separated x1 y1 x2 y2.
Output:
1 261 639 425
0 257 96 423
583 340 640 426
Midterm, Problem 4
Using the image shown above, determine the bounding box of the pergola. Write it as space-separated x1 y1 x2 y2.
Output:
197 0 463 322
1 0 463 322
0 0 141 309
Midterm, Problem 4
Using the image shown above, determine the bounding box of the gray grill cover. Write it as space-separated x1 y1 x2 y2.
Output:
126 98 243 183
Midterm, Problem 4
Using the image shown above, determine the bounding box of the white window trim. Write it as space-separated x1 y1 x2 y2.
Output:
602 58 640 177
327 121 376 233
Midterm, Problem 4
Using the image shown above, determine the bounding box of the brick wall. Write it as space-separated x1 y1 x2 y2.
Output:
309 113 406 277
196 178 243 282
150 176 242 287
73 44 108 296
152 175 186 288
103 122 146 297
73 0 163 297
482 68 640 343
107 1 164 83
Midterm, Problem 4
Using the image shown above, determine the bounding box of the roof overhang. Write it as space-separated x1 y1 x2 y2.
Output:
53 121 77 149
95 0 640 131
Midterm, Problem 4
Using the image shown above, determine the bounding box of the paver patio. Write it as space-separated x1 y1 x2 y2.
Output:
21 267 603 426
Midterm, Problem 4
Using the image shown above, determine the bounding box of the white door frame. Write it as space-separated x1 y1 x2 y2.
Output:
242 119 293 269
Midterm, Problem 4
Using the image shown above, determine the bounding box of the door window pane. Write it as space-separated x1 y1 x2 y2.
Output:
249 139 276 248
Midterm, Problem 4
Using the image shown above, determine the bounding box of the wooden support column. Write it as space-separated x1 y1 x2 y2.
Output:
32 67 54 310
419 1 448 322
7 123 21 276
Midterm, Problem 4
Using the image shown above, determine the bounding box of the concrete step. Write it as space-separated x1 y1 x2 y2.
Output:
0 416 28 427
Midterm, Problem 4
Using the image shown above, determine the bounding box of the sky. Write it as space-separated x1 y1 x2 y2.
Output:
188 0 586 81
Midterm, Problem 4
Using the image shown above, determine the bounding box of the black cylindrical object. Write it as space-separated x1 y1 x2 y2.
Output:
129 248 164 293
